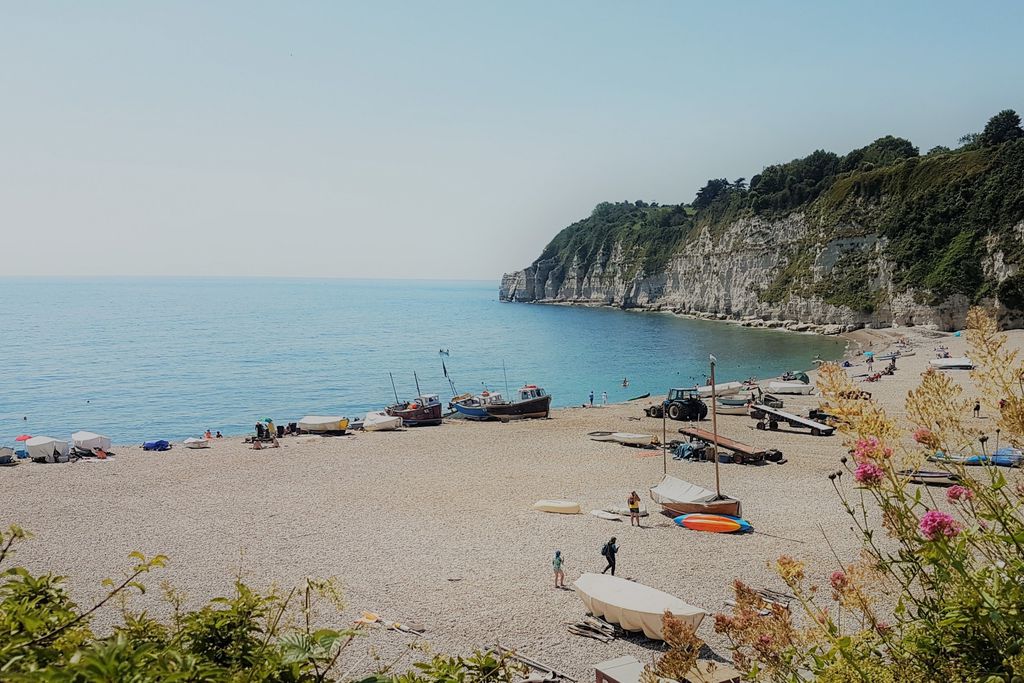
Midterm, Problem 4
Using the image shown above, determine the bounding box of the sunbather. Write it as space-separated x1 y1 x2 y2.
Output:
252 439 263 450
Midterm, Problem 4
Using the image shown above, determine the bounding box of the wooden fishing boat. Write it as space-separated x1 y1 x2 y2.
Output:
485 385 552 419
694 381 745 398
386 394 443 426
929 357 974 370
898 469 960 486
714 401 749 415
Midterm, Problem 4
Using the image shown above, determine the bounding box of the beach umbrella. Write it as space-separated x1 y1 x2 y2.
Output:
263 417 272 423
864 351 874 357
14 434 31 441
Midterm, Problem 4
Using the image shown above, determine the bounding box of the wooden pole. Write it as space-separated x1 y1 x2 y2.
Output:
662 399 667 475
389 372 400 404
710 355 721 498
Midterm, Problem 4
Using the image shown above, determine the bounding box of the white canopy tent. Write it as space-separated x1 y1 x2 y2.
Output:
72 431 112 453
26 436 70 463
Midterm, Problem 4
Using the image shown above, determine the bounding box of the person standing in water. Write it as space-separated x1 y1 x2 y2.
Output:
601 537 618 575
601 391 608 406
627 491 641 527
552 550 565 588
589 390 594 407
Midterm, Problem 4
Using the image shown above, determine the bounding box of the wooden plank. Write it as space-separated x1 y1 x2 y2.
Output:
678 427 764 456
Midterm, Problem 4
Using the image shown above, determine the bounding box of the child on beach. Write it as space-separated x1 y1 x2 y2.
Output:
552 550 564 588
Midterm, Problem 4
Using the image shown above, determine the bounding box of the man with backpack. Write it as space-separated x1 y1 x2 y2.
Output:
600 537 618 575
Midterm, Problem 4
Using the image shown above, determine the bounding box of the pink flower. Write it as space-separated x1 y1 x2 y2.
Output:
875 621 891 635
854 462 884 486
853 436 892 462
919 510 962 540
946 485 974 503
829 570 850 592
913 427 936 446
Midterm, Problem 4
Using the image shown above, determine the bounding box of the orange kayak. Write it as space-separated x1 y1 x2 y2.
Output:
673 513 751 533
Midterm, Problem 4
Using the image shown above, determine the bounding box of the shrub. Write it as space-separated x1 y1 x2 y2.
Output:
715 307 1024 681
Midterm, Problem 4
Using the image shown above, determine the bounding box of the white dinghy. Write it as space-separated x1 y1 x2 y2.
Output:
533 500 581 514
362 411 402 431
767 381 815 395
183 437 210 449
297 416 350 433
694 381 745 398
573 573 705 639
929 357 974 370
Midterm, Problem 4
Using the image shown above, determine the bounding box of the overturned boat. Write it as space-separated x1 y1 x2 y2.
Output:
767 381 815 395
650 474 742 517
485 385 551 419
363 410 402 431
694 381 745 398
297 416 350 434
26 436 70 463
573 573 706 639
929 357 974 370
183 437 210 449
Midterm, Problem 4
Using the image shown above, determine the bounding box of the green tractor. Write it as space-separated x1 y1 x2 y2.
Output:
644 388 709 421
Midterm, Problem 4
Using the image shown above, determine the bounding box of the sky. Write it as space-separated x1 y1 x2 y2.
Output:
1 1 1022 280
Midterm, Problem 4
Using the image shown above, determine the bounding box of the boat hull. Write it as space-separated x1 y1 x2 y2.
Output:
485 394 552 419
386 403 442 426
573 573 705 639
452 402 492 420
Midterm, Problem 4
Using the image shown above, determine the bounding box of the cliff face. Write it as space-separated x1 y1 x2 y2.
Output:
500 137 1024 332
499 214 1022 331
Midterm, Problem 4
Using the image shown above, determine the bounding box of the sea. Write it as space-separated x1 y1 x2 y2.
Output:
0 278 844 443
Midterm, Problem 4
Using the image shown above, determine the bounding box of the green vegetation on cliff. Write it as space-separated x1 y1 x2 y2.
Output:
529 109 1024 310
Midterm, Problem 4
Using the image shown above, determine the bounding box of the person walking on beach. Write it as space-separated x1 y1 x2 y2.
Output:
627 491 641 527
552 550 565 588
601 537 618 575
973 400 981 418
601 391 608 406
589 390 594 407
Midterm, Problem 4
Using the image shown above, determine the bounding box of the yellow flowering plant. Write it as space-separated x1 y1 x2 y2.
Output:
715 308 1024 682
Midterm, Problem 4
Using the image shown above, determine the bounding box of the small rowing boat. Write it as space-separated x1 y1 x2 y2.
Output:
533 500 581 514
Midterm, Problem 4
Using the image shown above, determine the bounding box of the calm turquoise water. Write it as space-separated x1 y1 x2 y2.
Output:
0 278 843 443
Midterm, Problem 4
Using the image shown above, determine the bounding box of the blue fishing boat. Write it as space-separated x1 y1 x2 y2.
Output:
450 391 503 420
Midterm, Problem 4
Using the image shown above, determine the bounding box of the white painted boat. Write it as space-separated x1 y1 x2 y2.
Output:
25 436 70 463
929 357 974 370
363 411 402 431
767 381 815 395
695 381 745 398
590 509 622 521
609 432 655 446
297 416 350 433
183 437 210 449
714 402 748 415
573 573 706 639
533 499 581 514
72 430 111 453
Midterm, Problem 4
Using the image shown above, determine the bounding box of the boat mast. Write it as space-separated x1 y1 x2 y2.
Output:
414 371 423 398
710 355 721 498
389 372 400 404
502 360 510 397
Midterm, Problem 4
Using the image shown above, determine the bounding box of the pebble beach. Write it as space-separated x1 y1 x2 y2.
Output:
7 326 1023 680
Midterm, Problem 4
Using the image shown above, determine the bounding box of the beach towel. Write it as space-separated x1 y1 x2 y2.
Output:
142 440 171 451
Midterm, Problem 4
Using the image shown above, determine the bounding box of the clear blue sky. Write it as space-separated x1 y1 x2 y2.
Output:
2 1 1021 279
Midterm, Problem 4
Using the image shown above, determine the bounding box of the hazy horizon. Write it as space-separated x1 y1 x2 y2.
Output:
3 1 1022 279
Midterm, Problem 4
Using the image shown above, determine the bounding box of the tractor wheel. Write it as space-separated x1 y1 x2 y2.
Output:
697 403 708 420
667 403 683 421
769 420 779 430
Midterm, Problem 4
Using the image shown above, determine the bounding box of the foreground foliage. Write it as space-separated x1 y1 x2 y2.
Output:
714 308 1024 681
0 531 521 682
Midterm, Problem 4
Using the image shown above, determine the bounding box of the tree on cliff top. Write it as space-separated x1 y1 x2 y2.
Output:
981 108 1023 146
